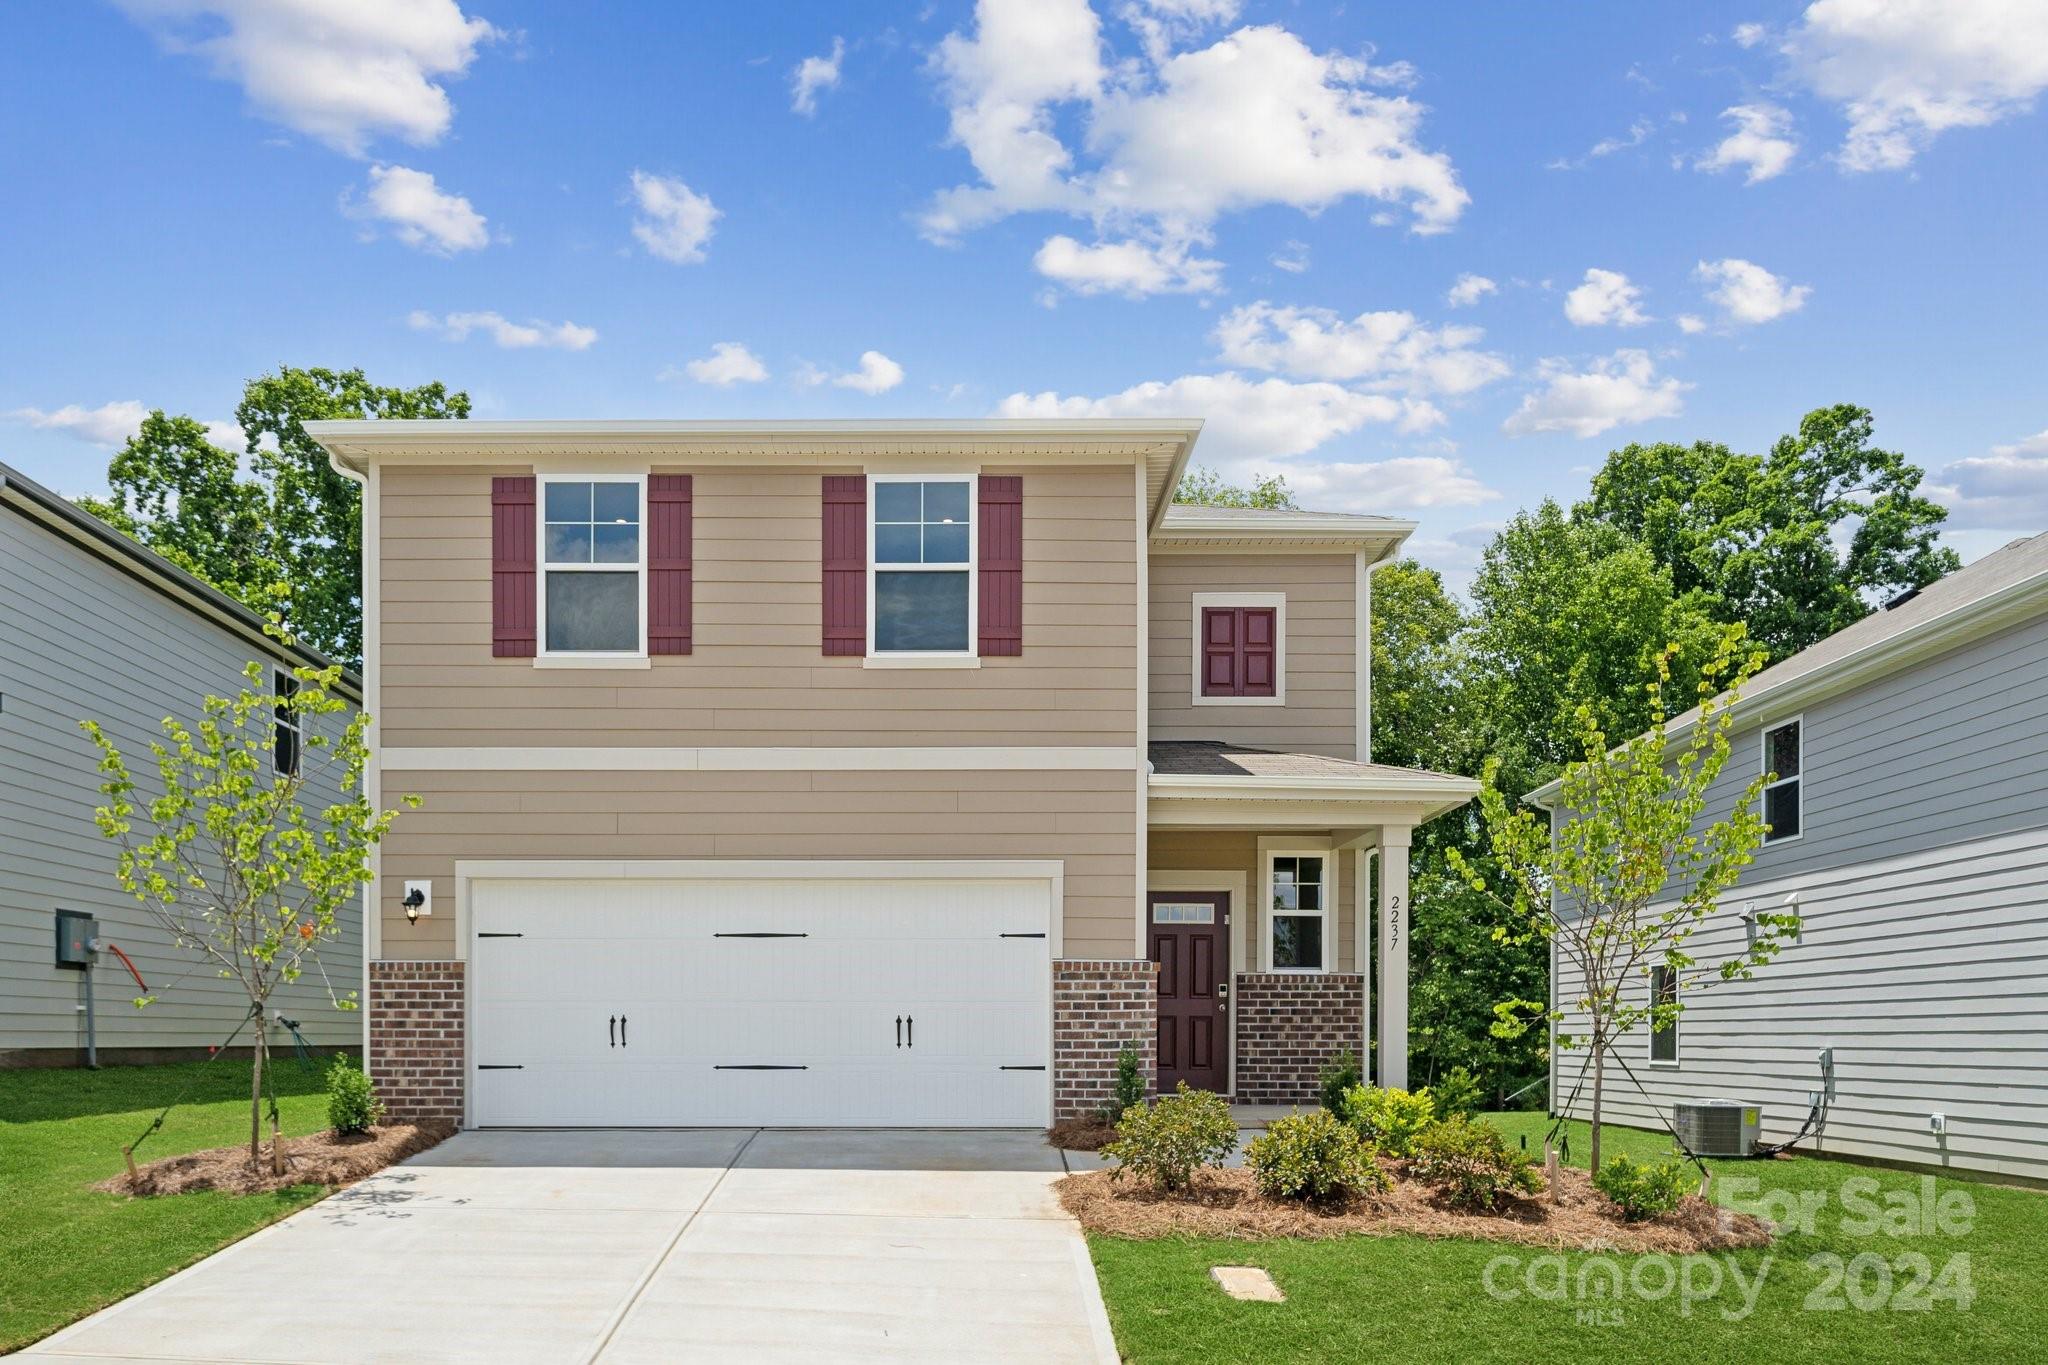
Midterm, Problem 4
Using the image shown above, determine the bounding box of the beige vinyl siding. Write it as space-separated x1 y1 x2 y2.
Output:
1148 830 1358 972
1149 554 1356 759
378 464 1138 748
379 768 1138 960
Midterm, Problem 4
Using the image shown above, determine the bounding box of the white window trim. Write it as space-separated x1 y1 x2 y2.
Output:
536 474 648 662
866 472 977 660
1258 836 1336 973
271 666 301 777
1190 591 1286 707
1760 714 1803 846
1647 964 1680 1066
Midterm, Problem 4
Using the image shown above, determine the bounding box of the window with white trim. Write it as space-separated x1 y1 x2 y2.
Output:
1649 964 1679 1063
1269 854 1327 971
540 479 644 655
1762 718 1801 843
272 668 300 777
870 476 973 654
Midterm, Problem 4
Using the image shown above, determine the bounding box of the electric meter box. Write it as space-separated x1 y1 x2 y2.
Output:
55 909 96 969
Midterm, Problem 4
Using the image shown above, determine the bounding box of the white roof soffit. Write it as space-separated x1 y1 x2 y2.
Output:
1149 771 1478 826
1151 508 1419 556
305 417 1204 533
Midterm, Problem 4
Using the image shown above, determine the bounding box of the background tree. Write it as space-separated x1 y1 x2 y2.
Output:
1175 468 1297 509
1579 404 1957 660
82 658 416 1171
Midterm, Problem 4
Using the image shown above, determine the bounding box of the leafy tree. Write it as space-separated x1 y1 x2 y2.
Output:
78 367 469 667
1174 467 1297 509
1580 404 1958 661
82 657 417 1170
1450 633 1798 1172
1367 559 1471 775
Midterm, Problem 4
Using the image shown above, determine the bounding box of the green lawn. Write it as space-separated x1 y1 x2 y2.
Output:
0 1059 335 1353
1088 1112 2048 1364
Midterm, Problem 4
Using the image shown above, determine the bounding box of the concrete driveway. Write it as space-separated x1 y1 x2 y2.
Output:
24 1129 1119 1365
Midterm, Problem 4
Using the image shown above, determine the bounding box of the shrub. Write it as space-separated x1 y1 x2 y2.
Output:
1245 1109 1392 1204
1317 1048 1362 1114
1428 1066 1484 1121
1593 1154 1695 1221
325 1055 385 1136
1107 1040 1148 1120
1338 1084 1435 1156
1409 1116 1545 1211
1102 1082 1238 1192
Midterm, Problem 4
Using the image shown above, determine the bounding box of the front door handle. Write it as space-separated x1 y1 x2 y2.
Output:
609 1015 616 1048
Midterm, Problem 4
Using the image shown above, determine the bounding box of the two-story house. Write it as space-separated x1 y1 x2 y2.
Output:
308 419 1475 1129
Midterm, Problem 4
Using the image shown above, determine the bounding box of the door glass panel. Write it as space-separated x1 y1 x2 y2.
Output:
1153 902 1216 924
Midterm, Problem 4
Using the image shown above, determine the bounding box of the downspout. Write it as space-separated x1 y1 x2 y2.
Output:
326 452 377 1065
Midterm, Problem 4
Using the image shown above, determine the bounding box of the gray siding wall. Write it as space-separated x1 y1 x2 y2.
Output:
1 510 362 1060
1552 610 2048 1182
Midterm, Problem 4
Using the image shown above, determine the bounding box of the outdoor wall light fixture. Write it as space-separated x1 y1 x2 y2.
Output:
402 883 431 924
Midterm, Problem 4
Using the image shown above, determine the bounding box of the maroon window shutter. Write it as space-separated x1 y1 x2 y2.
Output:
978 475 1023 656
647 474 693 655
821 476 867 656
491 476 536 658
1239 607 1277 697
1200 607 1238 695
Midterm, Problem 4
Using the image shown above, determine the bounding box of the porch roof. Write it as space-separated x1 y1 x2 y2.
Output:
1147 741 1478 831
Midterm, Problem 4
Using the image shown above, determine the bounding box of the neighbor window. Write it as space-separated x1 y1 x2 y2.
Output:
541 479 643 654
1649 965 1679 1063
272 669 300 777
1762 718 1802 843
1269 854 1326 971
871 477 972 654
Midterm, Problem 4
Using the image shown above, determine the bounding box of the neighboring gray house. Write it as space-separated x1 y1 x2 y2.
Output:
1533 531 2048 1183
0 460 363 1066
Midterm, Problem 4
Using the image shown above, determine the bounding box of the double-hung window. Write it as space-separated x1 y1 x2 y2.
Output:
1762 718 1801 843
1269 853 1327 971
540 478 644 656
272 669 300 777
870 476 974 655
1649 965 1679 1063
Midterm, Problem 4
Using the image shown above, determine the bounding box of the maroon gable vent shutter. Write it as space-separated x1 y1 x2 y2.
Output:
648 474 693 655
491 476 537 658
821 476 867 656
978 475 1023 656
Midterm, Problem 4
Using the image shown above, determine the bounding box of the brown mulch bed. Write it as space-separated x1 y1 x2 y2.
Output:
1056 1161 1772 1254
1048 1116 1120 1152
97 1120 456 1198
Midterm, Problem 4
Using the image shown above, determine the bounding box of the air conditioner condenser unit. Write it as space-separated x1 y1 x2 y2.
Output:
1673 1099 1763 1157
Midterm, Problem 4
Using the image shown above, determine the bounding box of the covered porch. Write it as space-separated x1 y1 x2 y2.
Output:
1145 741 1478 1103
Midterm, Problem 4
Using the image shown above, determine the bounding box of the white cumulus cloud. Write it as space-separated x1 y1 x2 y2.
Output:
667 342 770 387
1929 429 2048 529
804 350 906 395
347 164 489 253
1696 257 1811 324
1677 313 1708 334
791 37 845 116
408 310 596 350
8 400 252 453
628 170 720 264
1212 302 1510 396
1033 234 1222 296
1697 103 1799 183
115 0 499 157
1445 273 1497 307
1732 22 1770 48
1503 350 1690 438
1563 268 1651 327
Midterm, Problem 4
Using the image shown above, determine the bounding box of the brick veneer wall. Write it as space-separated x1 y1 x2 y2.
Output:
367 960 465 1123
1053 959 1158 1121
1233 972 1364 1105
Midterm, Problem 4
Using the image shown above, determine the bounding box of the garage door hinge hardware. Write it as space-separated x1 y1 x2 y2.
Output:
477 1064 523 1070
1000 932 1046 938
609 1015 616 1047
715 1064 809 1070
714 931 809 938
1000 1065 1046 1071
896 1015 902 1048
477 932 523 938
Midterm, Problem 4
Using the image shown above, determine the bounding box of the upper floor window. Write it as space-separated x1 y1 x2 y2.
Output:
541 478 643 655
1762 718 1801 843
1648 965 1679 1063
871 477 973 654
272 669 300 777
1193 593 1283 704
1269 853 1327 971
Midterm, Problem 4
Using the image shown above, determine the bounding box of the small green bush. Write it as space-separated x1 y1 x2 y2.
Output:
1410 1116 1545 1210
1592 1154 1695 1221
1338 1084 1435 1156
1102 1082 1238 1192
1317 1048 1362 1114
1427 1066 1483 1121
325 1054 385 1136
1107 1040 1148 1120
1245 1109 1391 1204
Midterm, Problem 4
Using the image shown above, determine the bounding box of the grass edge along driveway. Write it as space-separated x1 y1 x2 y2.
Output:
2 1059 334 1353
1086 1111 2048 1365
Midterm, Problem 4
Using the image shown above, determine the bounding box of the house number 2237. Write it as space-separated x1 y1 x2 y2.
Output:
1387 894 1402 950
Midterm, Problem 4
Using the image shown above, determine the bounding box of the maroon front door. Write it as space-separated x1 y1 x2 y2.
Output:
1148 892 1229 1095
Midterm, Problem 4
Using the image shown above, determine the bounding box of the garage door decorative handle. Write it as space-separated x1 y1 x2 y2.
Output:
906 1015 913 1047
714 931 809 938
895 1015 902 1048
620 1014 627 1047
608 1015 616 1048
715 1064 809 1070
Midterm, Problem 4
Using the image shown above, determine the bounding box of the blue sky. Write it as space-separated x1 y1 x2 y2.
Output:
4 1 2046 584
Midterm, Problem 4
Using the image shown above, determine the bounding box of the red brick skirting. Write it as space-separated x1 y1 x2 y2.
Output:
1233 972 1364 1105
368 960 465 1123
1053 959 1158 1121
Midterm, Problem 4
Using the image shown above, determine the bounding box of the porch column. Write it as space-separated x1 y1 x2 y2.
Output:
1377 825 1411 1090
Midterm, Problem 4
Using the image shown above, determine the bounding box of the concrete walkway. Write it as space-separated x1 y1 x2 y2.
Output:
24 1129 1119 1365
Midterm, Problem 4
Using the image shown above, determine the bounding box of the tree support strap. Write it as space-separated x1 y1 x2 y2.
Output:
121 1003 261 1179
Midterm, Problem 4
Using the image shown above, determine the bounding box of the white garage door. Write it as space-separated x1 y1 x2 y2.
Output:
469 874 1053 1127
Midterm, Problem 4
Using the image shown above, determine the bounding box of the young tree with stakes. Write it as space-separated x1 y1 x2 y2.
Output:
1449 630 1801 1173
82 652 416 1173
